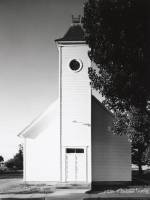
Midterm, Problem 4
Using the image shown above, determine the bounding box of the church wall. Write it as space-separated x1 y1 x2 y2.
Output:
60 44 91 182
24 115 60 182
91 96 131 182
61 45 91 146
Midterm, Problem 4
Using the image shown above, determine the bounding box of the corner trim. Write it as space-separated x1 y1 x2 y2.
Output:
59 46 62 182
23 138 26 182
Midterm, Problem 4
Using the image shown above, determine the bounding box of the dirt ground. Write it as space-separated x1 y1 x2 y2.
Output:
1 176 150 199
0 178 23 193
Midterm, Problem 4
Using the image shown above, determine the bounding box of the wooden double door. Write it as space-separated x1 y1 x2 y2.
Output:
65 147 87 182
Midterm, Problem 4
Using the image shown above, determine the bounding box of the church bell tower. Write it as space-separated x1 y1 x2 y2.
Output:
55 16 92 183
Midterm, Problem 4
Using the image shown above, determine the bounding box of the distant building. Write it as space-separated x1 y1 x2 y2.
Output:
19 16 131 187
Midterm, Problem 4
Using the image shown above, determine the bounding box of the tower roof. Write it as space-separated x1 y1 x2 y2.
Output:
55 15 85 44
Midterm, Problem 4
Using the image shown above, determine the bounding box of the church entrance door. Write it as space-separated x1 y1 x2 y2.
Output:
65 147 87 182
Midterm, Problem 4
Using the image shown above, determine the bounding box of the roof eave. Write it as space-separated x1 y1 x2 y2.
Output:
18 122 34 138
55 40 86 45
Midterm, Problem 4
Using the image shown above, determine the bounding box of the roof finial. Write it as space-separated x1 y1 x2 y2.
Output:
72 15 82 25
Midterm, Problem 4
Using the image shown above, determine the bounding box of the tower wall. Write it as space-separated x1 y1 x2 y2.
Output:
58 44 92 182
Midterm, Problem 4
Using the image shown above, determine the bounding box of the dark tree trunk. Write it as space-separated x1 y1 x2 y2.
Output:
138 164 143 176
137 146 144 176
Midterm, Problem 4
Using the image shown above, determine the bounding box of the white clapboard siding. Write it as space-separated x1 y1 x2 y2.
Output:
61 44 91 146
91 96 131 182
60 44 92 182
24 104 60 182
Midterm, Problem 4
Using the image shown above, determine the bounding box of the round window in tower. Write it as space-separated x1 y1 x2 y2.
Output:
69 59 83 72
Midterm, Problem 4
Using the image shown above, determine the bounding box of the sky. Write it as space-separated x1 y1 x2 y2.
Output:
0 0 84 160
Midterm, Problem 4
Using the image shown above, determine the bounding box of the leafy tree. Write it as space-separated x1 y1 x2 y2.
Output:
5 158 15 169
83 0 150 174
0 155 4 163
83 0 150 111
5 144 23 170
111 109 150 174
13 144 23 170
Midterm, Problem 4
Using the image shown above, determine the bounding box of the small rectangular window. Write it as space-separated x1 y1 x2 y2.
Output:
66 148 84 153
76 148 84 153
66 148 75 153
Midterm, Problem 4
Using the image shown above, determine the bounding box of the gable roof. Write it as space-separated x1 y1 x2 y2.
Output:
18 100 59 139
18 93 113 139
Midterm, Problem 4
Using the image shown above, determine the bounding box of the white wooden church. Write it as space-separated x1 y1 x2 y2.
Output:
19 17 131 186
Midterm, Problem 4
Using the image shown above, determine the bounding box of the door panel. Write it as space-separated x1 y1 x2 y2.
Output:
65 148 87 182
76 153 86 182
65 153 75 182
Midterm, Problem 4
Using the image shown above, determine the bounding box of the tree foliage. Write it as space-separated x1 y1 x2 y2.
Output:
83 0 150 173
0 155 4 163
111 109 150 174
83 0 150 112
5 144 23 170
